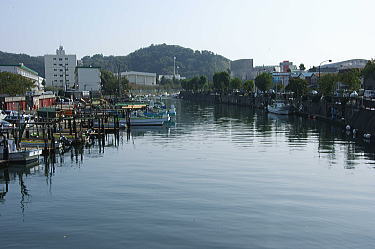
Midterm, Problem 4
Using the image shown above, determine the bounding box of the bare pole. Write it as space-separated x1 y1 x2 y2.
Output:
173 56 176 77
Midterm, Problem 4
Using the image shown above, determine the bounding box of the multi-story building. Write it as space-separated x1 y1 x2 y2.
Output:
0 63 44 92
121 71 157 86
272 72 290 87
44 46 77 89
279 61 297 72
230 59 254 80
75 66 101 91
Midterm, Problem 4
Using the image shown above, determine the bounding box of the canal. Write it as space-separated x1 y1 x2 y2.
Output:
1 99 375 249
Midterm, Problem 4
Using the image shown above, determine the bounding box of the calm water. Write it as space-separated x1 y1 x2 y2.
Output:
2 99 375 249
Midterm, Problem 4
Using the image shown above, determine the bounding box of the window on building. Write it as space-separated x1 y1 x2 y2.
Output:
65 63 68 66
59 58 62 61
59 64 62 66
66 74 69 77
54 69 57 71
53 63 56 66
53 58 56 60
60 69 63 72
60 80 63 82
66 80 69 82
60 75 63 77
65 58 68 60
66 68 69 71
54 74 57 77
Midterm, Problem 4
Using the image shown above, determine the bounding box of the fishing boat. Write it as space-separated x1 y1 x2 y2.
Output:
267 100 292 115
129 116 169 126
0 139 42 164
0 110 6 121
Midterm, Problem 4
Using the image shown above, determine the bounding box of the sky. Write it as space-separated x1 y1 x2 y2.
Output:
1 0 374 68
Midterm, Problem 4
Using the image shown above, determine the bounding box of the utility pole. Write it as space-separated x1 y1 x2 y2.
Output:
118 65 120 96
173 56 176 77
64 65 67 92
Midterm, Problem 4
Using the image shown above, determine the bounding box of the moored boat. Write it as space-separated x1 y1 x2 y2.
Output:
267 101 292 115
0 139 42 164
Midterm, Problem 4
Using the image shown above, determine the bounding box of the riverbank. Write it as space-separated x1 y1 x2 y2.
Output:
179 91 375 140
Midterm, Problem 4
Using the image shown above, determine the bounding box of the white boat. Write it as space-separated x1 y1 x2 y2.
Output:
0 110 6 121
267 101 292 115
0 139 42 164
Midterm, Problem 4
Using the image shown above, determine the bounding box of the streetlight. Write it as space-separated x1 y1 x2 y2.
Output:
318 59 332 81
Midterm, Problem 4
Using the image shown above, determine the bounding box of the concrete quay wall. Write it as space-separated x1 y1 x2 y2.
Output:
180 91 375 138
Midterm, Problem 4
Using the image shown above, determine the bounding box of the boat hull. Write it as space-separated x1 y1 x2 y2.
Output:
130 118 166 126
267 105 291 115
0 149 42 164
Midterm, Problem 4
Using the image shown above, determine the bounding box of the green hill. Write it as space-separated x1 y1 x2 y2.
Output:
0 44 231 80
0 51 44 77
81 44 230 79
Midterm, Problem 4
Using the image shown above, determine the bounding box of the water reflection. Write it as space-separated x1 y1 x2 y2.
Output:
1 99 375 211
0 162 41 215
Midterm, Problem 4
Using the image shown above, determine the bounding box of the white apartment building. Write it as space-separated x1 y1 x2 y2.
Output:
0 63 44 92
44 46 77 89
75 67 101 91
121 71 157 86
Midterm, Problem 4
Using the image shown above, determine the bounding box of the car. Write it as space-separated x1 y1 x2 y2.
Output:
364 90 375 99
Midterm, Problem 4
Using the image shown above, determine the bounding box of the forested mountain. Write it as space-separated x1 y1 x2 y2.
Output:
0 51 45 77
0 44 231 79
81 44 230 79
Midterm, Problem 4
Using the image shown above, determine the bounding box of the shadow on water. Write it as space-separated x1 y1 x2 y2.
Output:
0 161 41 216
0 145 90 210
181 100 375 167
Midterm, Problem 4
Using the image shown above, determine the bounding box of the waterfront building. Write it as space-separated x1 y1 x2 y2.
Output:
44 46 77 89
0 93 55 111
120 71 157 85
291 72 318 89
230 59 254 81
279 61 297 72
158 74 186 82
75 66 101 91
253 65 278 74
272 72 290 87
0 63 44 92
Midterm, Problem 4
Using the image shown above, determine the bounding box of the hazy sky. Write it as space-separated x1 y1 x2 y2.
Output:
1 0 374 68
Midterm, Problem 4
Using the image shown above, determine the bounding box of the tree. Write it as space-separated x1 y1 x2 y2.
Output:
198 76 207 91
213 72 230 93
190 76 200 91
255 72 272 92
229 78 242 91
318 74 337 96
337 69 361 91
299 63 306 71
243 80 254 93
181 75 207 91
100 70 128 95
0 72 35 95
362 59 375 89
286 78 307 97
